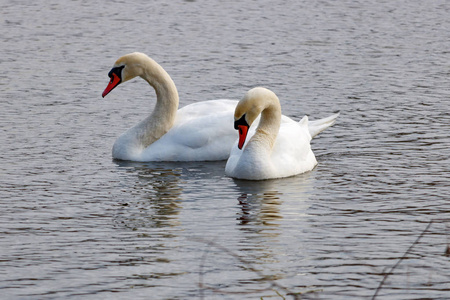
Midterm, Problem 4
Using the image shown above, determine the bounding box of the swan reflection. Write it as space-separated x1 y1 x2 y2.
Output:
237 191 282 228
220 171 316 290
113 161 184 230
233 171 315 228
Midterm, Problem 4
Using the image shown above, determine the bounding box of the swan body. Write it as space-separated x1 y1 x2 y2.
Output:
225 87 339 180
102 52 238 161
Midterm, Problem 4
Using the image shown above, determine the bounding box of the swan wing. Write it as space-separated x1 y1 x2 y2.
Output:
270 121 318 177
226 116 317 179
139 100 238 161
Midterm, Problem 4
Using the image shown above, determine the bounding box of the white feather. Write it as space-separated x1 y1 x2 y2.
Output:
225 87 338 180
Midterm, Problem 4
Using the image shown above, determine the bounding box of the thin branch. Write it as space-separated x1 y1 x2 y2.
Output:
198 239 215 300
372 219 434 300
192 237 300 299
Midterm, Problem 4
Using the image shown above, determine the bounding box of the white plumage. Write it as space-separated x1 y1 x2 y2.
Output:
102 52 238 161
225 87 339 180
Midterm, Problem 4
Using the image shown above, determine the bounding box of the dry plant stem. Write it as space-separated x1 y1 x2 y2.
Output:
194 238 300 299
198 218 448 300
372 220 434 300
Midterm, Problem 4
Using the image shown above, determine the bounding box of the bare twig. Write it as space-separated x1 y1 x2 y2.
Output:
196 218 449 300
192 237 301 299
372 220 434 300
198 239 215 300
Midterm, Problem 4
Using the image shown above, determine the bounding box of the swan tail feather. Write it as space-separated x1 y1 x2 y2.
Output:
307 112 340 138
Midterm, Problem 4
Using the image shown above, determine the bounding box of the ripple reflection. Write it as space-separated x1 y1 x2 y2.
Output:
208 173 316 296
113 160 184 230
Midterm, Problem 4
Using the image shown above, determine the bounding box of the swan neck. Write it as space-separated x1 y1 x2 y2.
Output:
251 100 281 151
139 58 179 148
142 60 179 117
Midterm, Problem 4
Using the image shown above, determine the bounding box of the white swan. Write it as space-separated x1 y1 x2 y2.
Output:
102 52 238 161
225 87 339 180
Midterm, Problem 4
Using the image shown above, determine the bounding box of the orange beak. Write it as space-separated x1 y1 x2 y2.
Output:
237 125 249 149
234 114 249 150
102 65 124 98
102 73 121 98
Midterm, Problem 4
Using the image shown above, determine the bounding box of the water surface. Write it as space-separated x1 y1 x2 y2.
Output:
1 0 449 299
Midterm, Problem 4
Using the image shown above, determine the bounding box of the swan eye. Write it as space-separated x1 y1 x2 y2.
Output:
108 65 125 80
234 113 248 130
102 67 125 98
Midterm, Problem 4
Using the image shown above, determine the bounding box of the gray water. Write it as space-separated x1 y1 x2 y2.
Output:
1 0 449 299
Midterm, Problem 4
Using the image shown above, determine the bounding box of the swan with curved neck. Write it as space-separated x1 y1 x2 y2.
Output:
225 87 339 180
102 52 238 161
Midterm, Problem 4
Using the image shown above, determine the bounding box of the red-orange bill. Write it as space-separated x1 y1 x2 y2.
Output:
237 125 249 149
102 73 121 98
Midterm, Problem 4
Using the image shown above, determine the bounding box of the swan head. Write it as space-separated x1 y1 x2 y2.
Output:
102 52 148 97
234 87 279 149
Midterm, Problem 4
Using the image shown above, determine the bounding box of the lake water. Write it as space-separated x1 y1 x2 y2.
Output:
1 0 449 299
